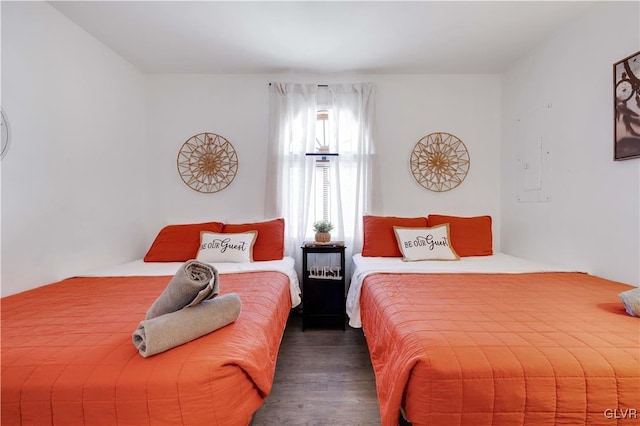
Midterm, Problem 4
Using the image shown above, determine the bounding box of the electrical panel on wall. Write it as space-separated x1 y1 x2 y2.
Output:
516 103 552 203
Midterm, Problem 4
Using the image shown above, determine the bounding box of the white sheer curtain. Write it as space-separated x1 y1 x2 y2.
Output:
265 83 318 268
266 82 376 278
326 83 376 273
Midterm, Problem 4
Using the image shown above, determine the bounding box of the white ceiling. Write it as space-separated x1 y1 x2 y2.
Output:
49 1 596 74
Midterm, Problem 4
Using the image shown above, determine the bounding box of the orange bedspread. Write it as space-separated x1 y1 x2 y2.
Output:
360 272 640 426
1 271 291 426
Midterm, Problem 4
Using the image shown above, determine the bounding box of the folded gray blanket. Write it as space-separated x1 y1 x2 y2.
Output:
619 287 640 317
133 293 241 357
145 260 219 320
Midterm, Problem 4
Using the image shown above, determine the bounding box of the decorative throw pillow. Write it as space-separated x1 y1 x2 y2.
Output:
144 221 224 262
362 215 428 257
393 225 460 261
619 287 640 317
428 214 493 257
196 231 257 263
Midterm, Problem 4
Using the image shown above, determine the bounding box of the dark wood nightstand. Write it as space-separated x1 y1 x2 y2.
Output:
301 242 346 331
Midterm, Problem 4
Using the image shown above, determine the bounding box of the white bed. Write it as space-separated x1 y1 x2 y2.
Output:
84 256 302 307
3 256 301 425
346 252 579 328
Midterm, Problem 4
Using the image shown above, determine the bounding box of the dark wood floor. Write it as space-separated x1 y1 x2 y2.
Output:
251 310 381 425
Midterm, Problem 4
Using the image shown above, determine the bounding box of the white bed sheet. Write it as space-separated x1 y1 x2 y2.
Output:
346 253 580 328
81 257 301 308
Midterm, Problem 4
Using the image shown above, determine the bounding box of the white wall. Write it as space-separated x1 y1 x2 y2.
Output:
1 3 501 295
1 2 147 296
144 74 272 235
8 1 632 295
374 74 501 225
144 74 502 251
501 1 640 285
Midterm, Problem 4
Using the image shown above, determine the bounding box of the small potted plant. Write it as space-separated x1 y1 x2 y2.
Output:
313 220 334 243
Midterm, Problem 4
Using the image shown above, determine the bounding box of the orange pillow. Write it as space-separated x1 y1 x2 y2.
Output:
362 215 428 257
144 221 224 262
427 215 493 257
222 218 285 261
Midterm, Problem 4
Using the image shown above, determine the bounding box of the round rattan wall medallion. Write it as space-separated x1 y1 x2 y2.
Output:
177 132 238 193
1 109 11 160
410 132 470 192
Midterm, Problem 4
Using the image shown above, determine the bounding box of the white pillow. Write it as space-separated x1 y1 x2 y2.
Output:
196 231 257 263
393 224 460 261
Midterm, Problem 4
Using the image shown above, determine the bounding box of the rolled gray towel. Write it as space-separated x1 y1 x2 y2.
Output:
133 293 241 357
619 287 640 317
145 260 219 320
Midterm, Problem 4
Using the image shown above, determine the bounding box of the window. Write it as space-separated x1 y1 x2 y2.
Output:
305 105 359 242
308 110 336 225
267 82 375 261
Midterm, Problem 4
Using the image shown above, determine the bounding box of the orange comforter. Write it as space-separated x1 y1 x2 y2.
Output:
360 272 640 426
1 271 291 425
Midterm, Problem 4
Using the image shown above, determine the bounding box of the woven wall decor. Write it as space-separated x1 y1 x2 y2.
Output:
410 132 470 192
1 109 10 159
177 132 238 193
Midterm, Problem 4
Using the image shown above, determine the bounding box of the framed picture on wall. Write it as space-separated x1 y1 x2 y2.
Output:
614 50 640 160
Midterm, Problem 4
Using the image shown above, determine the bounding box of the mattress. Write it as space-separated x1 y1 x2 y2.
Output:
347 253 576 328
1 259 299 425
350 254 640 426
